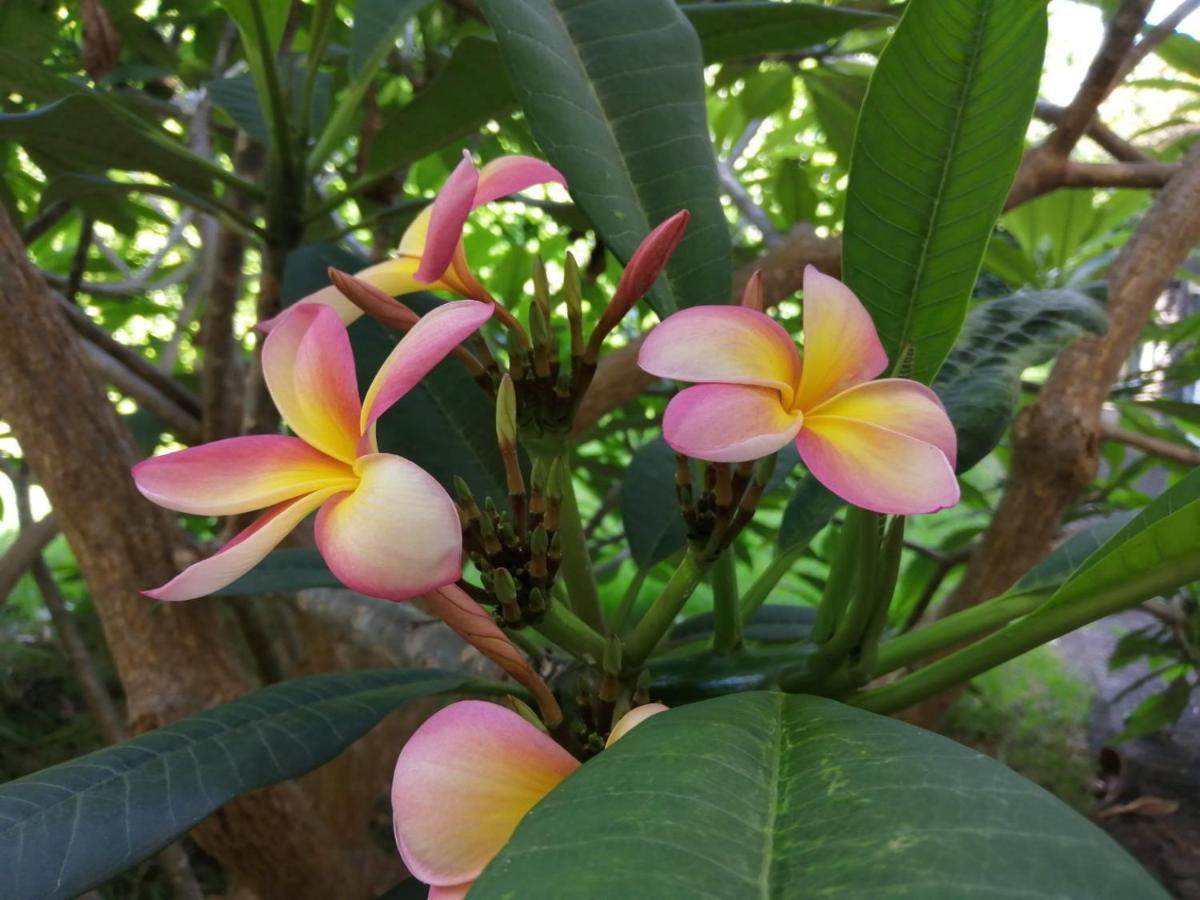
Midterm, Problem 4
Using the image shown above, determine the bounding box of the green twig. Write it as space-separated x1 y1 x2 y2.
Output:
533 597 608 663
625 548 709 667
740 542 808 622
553 458 606 633
711 550 742 654
612 567 649 634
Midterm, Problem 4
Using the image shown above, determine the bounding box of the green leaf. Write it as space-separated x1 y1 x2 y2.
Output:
682 2 893 63
477 693 1165 897
801 64 870 164
351 0 434 79
1042 467 1200 613
1114 677 1192 743
777 474 842 553
1012 514 1133 596
842 0 1048 383
620 438 687 570
932 289 1107 472
42 174 252 233
215 548 343 595
0 94 230 195
0 48 84 104
365 37 515 184
670 604 817 646
478 0 730 316
0 669 493 900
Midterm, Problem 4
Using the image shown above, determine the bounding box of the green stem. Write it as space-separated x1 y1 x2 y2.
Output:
870 589 1049 677
625 549 709 667
300 0 337 139
612 568 649 634
533 598 608 663
740 542 808 623
249 0 295 177
811 508 873 648
711 550 742 654
847 567 1173 714
553 458 606 633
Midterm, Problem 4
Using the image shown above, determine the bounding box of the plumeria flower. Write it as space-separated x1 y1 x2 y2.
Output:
293 153 565 326
393 700 667 898
638 266 959 515
132 300 493 601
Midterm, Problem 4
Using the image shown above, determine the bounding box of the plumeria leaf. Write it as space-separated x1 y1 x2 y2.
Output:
0 670 502 900
933 289 1107 472
842 0 1048 383
478 0 730 316
684 2 893 64
476 693 1166 898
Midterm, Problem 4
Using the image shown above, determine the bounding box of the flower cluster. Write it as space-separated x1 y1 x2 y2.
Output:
132 151 959 898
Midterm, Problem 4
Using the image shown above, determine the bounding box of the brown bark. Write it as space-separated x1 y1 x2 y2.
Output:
0 514 58 604
906 144 1200 727
0 206 369 899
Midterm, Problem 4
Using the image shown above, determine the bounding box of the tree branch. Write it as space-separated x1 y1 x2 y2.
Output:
1102 421 1200 466
1033 99 1150 163
0 513 57 604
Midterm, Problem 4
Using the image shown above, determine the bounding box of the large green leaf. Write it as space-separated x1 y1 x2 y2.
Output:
282 244 510 503
365 37 515 184
0 669 492 900
477 693 1163 897
620 438 687 569
933 289 1107 472
682 2 893 63
1012 514 1133 596
777 474 842 553
351 0 435 78
842 0 1048 383
1041 468 1200 612
215 548 343 595
478 0 730 316
0 94 233 196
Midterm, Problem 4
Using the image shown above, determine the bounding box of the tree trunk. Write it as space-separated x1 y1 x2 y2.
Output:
904 145 1200 727
0 206 365 899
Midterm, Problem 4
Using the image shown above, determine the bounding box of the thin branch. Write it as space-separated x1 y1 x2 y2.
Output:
80 342 203 443
0 514 58 605
1102 421 1200 466
1061 160 1181 190
1113 0 1200 86
718 162 785 248
1034 99 1150 163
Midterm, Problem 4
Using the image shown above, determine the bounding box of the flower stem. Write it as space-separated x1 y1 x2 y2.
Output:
553 457 606 633
612 567 649 634
534 597 608 663
625 548 709 667
710 550 742 654
740 543 808 623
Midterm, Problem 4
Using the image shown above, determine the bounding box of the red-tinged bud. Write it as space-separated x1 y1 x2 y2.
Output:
327 268 419 331
740 269 764 312
586 210 690 361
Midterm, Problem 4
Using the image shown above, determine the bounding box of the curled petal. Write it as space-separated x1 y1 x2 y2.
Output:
639 306 802 402
263 305 362 463
606 703 669 748
472 155 566 206
662 383 803 463
793 266 888 411
796 418 960 515
414 152 479 284
133 436 354 516
809 379 957 468
392 700 579 888
144 488 342 601
314 454 462 601
361 300 494 432
417 585 562 727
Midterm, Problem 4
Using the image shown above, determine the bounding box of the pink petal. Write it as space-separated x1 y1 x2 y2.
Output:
144 488 341 601
314 454 462 601
472 155 566 206
662 383 804 463
810 378 957 468
638 306 803 403
793 266 888 411
262 305 362 463
606 703 669 747
132 436 354 516
414 152 479 284
606 210 689 321
392 700 579 887
417 585 562 727
429 885 470 900
796 418 960 515
360 300 494 432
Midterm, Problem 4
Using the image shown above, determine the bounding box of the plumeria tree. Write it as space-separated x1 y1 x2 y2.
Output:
1 0 1199 898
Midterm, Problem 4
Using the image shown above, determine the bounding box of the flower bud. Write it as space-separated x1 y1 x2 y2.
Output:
327 267 419 331
739 269 764 312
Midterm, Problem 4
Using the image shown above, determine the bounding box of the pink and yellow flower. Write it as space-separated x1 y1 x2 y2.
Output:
294 153 565 326
132 300 493 601
638 266 958 515
392 700 667 898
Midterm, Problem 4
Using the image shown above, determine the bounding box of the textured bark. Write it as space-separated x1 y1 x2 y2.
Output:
906 145 1200 727
0 206 365 899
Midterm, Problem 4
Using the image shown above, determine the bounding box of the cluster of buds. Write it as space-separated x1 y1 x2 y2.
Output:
455 376 566 628
676 453 777 563
562 655 654 758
